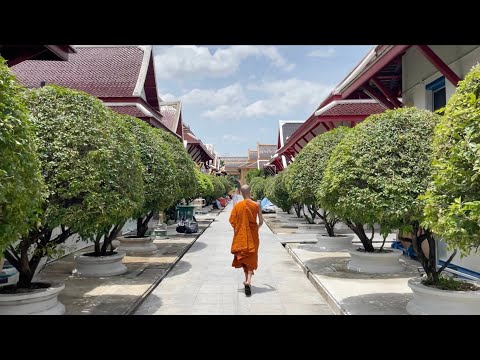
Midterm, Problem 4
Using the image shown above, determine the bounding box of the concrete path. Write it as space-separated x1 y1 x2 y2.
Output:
135 203 334 315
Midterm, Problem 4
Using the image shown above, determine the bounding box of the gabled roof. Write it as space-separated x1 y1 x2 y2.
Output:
1 45 76 66
279 121 303 148
183 125 215 164
238 161 258 169
159 101 183 139
12 45 160 109
248 149 258 161
258 144 277 160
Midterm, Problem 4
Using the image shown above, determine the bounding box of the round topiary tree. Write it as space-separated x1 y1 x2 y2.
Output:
422 64 480 285
194 169 214 200
3 85 144 288
265 171 293 213
286 127 350 234
218 175 234 196
0 57 43 258
209 175 226 200
121 116 178 237
246 169 264 185
250 177 267 200
86 111 145 255
157 129 197 203
319 107 438 253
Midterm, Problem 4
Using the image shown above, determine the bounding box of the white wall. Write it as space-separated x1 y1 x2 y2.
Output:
402 45 480 108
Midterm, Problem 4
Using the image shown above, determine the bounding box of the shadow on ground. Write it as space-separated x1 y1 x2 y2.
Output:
166 260 192 277
187 241 207 253
340 292 413 315
303 257 419 280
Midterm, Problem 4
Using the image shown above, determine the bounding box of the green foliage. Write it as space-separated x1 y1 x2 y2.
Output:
319 107 438 237
250 177 266 200
25 85 144 240
209 175 226 199
423 64 480 256
194 169 214 198
218 175 234 194
0 57 43 256
122 116 177 216
246 169 264 184
285 127 350 206
265 172 293 212
156 130 197 201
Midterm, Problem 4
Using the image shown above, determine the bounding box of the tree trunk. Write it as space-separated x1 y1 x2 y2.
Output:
137 210 155 237
411 222 438 283
346 221 374 252
293 203 302 218
306 205 316 224
324 220 335 237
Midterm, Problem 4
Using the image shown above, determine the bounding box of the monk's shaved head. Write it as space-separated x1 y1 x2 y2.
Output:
240 185 251 198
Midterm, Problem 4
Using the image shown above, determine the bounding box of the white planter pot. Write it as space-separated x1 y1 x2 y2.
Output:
347 248 404 273
297 223 326 234
407 277 480 315
73 251 127 277
0 283 65 315
116 235 157 255
313 234 354 251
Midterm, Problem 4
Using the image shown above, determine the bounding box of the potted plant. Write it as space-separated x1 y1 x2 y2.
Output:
411 65 480 314
116 116 178 255
285 127 350 242
0 58 44 313
72 110 145 277
1 84 141 313
265 172 295 217
250 177 267 201
319 107 438 273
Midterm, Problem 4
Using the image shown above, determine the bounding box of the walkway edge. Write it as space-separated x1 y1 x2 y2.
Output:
284 244 348 315
123 213 221 315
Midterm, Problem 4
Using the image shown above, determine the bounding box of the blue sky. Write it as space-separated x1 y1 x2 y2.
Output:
154 45 372 156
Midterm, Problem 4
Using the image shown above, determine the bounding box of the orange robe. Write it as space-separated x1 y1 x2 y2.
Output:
229 199 260 272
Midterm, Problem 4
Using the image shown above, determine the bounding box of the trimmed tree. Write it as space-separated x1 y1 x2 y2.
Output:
194 169 214 199
319 107 438 253
3 85 144 288
80 110 145 256
209 175 226 200
157 130 197 202
122 116 178 237
246 169 264 184
286 127 350 234
0 57 43 257
422 65 480 285
250 177 267 200
265 172 294 213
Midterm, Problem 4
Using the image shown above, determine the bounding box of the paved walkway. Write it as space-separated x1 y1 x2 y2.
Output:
135 203 334 315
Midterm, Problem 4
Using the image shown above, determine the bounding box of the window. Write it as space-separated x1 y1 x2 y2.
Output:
426 77 446 111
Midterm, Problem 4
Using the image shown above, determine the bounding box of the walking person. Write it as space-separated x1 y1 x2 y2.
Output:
229 184 263 296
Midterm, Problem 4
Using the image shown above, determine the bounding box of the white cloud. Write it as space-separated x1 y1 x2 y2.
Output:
161 78 332 122
154 45 294 79
308 47 336 58
222 134 248 144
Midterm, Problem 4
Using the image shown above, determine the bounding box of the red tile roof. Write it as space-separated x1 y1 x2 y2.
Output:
11 46 144 98
108 105 146 118
319 101 385 117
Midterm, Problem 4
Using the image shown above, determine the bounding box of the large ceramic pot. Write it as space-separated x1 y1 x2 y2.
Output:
406 277 480 315
116 235 157 255
313 234 354 251
0 282 65 315
73 251 127 277
347 248 404 273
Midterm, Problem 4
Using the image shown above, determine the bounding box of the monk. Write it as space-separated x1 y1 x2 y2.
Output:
229 184 263 296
